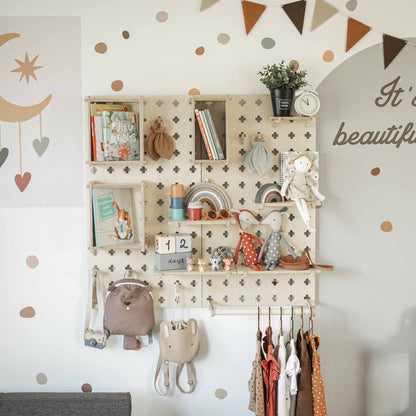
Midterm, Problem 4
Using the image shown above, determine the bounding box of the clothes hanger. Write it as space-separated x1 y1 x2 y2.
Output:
290 306 294 340
307 301 314 335
300 306 304 338
280 306 283 337
268 306 272 345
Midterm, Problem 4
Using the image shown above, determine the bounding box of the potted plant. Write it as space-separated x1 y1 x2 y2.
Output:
258 61 307 117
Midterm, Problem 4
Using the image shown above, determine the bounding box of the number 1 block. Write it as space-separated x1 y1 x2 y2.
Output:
175 233 192 253
155 234 176 254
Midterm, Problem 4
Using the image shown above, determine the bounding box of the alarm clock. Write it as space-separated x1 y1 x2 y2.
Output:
294 88 320 117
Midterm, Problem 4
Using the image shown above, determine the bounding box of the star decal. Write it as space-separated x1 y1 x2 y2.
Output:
11 52 43 83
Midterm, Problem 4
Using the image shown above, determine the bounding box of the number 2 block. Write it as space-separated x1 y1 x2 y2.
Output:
155 235 176 254
175 233 192 253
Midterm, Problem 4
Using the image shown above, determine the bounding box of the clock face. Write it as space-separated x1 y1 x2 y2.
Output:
295 92 320 116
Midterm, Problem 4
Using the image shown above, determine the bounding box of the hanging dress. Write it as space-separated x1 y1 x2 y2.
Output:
262 344 280 416
249 330 266 416
310 334 327 416
286 338 301 416
275 334 290 416
234 231 264 271
295 330 313 416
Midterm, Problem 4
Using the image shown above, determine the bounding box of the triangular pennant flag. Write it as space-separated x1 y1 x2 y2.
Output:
282 0 306 34
311 0 338 31
383 34 407 69
241 1 267 35
200 0 220 12
346 18 371 52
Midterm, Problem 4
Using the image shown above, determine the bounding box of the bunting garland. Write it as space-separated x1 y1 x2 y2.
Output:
200 0 221 12
282 0 306 34
346 18 371 52
239 0 412 69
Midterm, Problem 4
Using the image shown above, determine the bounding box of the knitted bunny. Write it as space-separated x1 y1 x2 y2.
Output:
232 209 264 271
258 210 297 270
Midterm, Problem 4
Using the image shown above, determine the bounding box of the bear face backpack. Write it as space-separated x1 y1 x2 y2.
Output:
154 284 200 395
104 278 155 350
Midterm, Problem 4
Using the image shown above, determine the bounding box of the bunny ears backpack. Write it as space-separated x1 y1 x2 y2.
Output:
154 319 200 395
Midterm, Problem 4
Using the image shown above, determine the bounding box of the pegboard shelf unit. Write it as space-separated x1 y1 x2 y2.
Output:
236 266 320 275
153 265 238 276
168 218 237 227
193 95 228 164
86 95 144 166
87 181 146 253
255 201 322 210
269 115 319 127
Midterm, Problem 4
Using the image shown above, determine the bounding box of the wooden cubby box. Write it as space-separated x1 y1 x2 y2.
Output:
87 182 146 253
192 95 229 163
86 96 144 166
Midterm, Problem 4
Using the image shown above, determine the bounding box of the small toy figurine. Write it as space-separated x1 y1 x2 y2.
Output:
198 259 206 272
258 210 297 270
223 258 233 272
109 202 132 240
231 209 264 271
186 258 194 272
209 256 222 272
281 153 325 231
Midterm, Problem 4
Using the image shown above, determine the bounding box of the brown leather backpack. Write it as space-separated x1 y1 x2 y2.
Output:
104 279 155 350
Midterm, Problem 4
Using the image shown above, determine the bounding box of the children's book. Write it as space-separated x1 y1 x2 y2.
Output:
90 103 131 116
200 110 218 159
202 109 225 160
195 109 214 160
101 111 140 161
91 116 104 161
92 187 136 248
280 151 319 188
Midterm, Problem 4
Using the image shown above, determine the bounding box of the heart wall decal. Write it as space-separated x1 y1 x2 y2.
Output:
33 136 49 157
15 172 31 192
0 147 9 167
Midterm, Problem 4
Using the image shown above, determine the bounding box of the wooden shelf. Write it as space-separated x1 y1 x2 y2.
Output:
269 116 319 127
153 265 318 277
254 201 322 210
194 159 227 164
88 160 142 167
168 218 236 227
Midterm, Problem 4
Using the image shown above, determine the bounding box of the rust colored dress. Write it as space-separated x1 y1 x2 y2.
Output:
261 344 280 416
295 330 313 416
310 335 327 416
249 330 266 416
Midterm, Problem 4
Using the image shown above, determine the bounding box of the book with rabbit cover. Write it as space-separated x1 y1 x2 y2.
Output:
101 111 140 161
92 187 136 247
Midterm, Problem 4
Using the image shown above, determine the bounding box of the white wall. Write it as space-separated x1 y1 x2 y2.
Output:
1 1 415 415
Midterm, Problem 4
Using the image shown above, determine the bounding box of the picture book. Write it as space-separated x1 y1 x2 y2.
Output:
195 109 214 160
101 111 140 161
202 109 225 160
91 116 104 161
92 187 136 248
90 103 131 116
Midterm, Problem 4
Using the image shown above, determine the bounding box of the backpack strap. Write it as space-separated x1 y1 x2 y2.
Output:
85 268 106 333
154 354 172 396
176 362 196 394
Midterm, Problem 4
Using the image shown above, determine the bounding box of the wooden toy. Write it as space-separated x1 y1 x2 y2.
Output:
198 259 206 272
155 235 176 254
175 234 192 253
209 256 221 272
223 258 233 272
186 258 194 272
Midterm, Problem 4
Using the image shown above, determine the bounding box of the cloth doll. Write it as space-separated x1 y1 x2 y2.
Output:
258 210 297 271
243 134 274 177
281 153 325 231
232 209 264 271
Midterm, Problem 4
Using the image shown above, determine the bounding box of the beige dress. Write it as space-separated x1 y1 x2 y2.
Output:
249 330 266 416
287 171 312 200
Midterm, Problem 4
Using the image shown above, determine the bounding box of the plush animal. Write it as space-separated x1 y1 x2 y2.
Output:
231 209 264 271
109 201 132 240
223 258 233 272
198 259 206 272
281 153 325 231
209 256 222 272
186 258 194 272
258 210 297 270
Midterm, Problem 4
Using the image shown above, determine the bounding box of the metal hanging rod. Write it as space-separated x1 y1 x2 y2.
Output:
208 300 315 317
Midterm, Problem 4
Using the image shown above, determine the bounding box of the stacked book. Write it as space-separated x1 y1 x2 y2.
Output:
90 103 140 161
195 109 225 160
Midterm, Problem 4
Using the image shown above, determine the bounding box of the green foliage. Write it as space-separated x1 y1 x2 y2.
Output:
258 61 307 90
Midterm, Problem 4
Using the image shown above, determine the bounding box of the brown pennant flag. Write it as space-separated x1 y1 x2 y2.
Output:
311 0 338 31
241 1 267 35
346 18 371 52
200 0 220 12
282 0 306 34
383 34 407 69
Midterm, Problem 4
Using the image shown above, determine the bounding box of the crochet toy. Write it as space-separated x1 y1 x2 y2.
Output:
198 259 206 272
258 210 297 270
209 257 222 272
281 153 325 231
231 209 264 271
223 258 233 272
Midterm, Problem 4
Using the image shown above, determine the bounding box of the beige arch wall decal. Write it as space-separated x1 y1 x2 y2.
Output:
0 94 52 123
0 33 20 48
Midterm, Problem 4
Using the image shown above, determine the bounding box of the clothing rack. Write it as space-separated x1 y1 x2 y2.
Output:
208 299 315 317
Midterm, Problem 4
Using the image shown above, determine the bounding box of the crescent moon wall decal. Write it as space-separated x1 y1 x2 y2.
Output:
0 33 20 47
0 94 52 122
